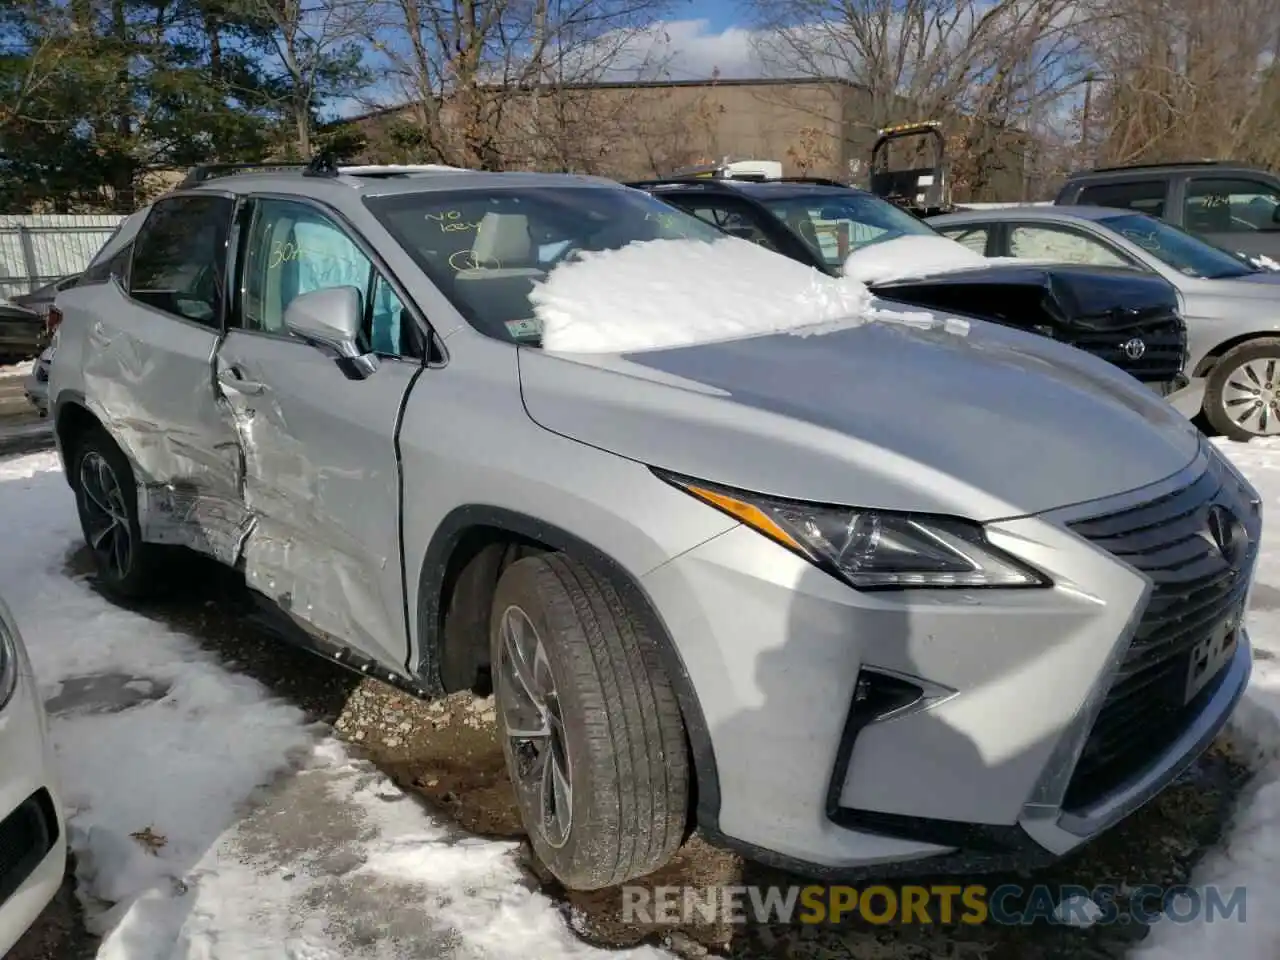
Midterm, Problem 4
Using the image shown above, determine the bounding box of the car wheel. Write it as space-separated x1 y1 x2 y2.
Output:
70 429 169 599
490 552 689 890
1204 338 1280 441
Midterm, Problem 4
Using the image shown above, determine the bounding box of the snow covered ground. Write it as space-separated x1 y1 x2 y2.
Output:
2 437 1280 959
0 451 667 960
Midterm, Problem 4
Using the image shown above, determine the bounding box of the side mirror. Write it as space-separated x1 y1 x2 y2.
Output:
283 286 377 379
1271 204 1280 225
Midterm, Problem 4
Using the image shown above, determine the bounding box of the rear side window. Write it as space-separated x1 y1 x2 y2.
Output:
129 195 235 328
81 243 133 286
1076 181 1167 218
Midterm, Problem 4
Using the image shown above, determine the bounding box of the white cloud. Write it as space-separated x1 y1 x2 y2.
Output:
598 19 773 81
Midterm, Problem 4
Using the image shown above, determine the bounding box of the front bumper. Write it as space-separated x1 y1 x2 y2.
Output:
1166 375 1207 420
0 614 65 958
643 443 1256 874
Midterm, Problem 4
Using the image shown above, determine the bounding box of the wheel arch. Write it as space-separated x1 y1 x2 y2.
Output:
52 391 102 484
415 504 722 831
1194 331 1280 378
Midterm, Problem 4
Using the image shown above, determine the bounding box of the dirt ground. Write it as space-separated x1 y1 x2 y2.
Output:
6 539 1251 960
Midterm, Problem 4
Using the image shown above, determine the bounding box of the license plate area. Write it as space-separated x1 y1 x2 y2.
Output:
1185 604 1242 704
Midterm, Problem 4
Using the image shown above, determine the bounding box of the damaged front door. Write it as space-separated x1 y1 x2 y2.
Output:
215 196 423 671
86 193 250 561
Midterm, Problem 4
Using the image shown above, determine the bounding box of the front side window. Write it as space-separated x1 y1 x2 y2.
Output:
129 195 234 327
938 225 990 254
764 192 936 267
1098 212 1255 279
1008 224 1132 268
666 199 780 251
240 198 411 356
1077 180 1168 218
365 186 723 343
1183 178 1280 234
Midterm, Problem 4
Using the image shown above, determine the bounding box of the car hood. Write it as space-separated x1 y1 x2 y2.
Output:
1219 271 1280 290
518 313 1201 521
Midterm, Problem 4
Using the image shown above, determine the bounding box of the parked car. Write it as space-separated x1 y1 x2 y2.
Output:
0 299 44 367
931 205 1280 439
1 276 77 370
0 596 66 957
50 161 1258 890
12 275 79 321
1054 162 1280 267
24 345 53 417
635 176 1188 393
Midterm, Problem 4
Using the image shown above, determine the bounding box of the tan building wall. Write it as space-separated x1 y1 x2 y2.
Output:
343 77 1029 198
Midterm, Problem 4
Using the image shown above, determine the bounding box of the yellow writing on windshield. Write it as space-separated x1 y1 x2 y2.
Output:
427 210 481 233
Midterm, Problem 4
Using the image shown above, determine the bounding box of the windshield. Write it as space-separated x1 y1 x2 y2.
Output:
1098 213 1255 279
365 186 724 343
764 192 936 267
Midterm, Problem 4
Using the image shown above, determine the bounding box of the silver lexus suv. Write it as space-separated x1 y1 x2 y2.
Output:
47 163 1259 889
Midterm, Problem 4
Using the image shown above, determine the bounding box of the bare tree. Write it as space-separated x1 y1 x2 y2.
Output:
369 0 677 169
237 0 379 155
743 0 1096 198
1079 0 1280 168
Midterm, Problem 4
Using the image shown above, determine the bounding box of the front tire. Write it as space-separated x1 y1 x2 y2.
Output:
490 552 689 890
1204 338 1280 440
70 429 168 599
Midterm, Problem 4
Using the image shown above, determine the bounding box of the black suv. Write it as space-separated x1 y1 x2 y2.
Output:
634 176 1189 392
1055 162 1280 265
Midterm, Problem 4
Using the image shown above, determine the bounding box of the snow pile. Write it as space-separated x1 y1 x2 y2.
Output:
532 236 968 354
0 358 34 379
841 234 988 284
0 452 670 959
1129 436 1280 960
841 233 1058 284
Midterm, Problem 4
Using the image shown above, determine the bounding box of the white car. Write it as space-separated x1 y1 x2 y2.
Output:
0 597 65 956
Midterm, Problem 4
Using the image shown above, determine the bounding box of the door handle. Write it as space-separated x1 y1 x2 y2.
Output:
217 368 266 396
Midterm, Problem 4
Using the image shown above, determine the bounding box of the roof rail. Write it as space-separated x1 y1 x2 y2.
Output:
626 176 732 188
771 176 850 188
628 175 851 190
1084 159 1224 174
179 162 308 187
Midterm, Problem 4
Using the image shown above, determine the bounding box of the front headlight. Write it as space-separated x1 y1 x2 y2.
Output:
658 472 1049 590
0 614 18 710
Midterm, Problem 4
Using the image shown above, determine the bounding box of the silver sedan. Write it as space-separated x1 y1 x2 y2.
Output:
931 205 1280 439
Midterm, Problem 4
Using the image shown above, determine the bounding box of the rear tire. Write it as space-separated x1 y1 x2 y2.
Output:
490 552 689 890
69 428 169 599
1204 338 1280 440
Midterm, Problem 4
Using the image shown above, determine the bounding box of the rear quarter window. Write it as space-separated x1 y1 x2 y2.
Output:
1075 180 1168 218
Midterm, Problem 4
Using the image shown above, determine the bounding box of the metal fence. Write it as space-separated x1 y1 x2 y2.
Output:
0 215 126 299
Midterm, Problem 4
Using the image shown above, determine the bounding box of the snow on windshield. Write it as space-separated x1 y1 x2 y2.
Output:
532 236 968 353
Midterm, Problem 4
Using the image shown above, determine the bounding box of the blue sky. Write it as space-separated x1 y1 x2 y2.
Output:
680 0 742 32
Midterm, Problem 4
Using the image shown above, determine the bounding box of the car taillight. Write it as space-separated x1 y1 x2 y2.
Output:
45 305 62 334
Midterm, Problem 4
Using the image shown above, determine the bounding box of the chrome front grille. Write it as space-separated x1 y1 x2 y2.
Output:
1063 457 1258 810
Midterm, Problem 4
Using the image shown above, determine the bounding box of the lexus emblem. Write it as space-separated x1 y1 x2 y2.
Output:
1204 504 1247 570
1121 337 1147 360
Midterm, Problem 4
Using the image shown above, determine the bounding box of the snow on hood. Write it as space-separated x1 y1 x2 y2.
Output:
531 236 969 354
840 234 1053 285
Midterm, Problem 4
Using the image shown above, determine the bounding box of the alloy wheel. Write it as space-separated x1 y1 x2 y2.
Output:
1221 357 1280 436
496 604 573 849
79 451 133 580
